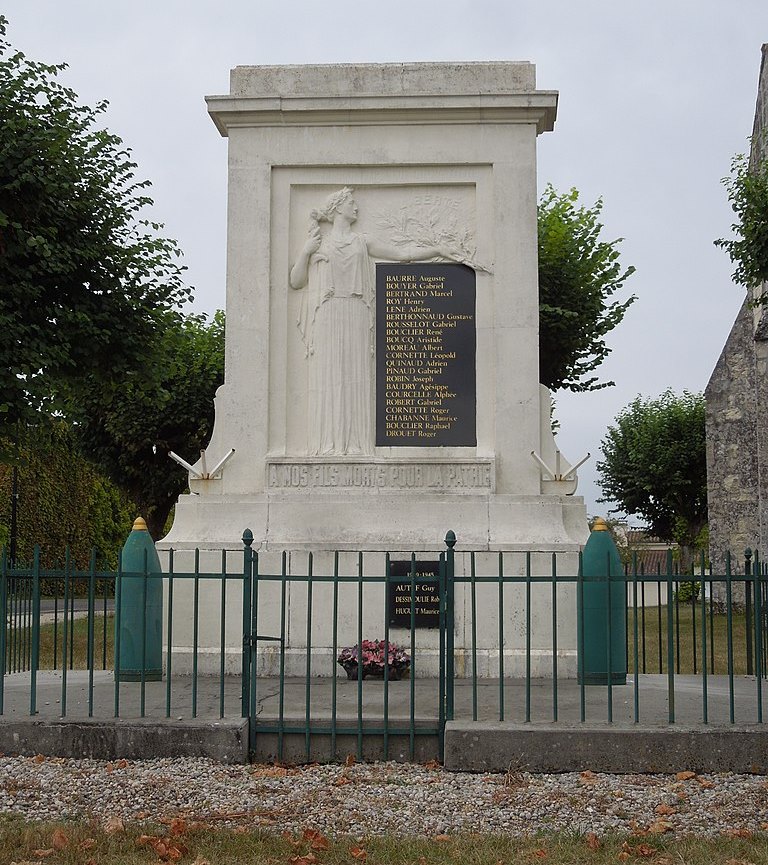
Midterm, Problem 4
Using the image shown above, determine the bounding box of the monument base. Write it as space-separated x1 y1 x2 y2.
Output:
160 488 588 551
157 515 586 681
164 647 579 680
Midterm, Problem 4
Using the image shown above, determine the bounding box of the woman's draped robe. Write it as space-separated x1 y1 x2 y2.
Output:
297 233 375 455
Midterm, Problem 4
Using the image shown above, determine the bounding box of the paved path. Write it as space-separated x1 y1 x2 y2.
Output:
0 671 763 727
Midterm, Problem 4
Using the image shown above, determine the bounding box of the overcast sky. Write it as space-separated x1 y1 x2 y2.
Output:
4 1 767 518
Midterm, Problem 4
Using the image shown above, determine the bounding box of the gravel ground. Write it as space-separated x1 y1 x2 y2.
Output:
0 756 766 838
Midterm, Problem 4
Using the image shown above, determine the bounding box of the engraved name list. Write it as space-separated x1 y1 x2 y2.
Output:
375 263 476 447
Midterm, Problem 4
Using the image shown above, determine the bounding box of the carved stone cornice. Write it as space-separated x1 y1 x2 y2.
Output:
207 62 558 137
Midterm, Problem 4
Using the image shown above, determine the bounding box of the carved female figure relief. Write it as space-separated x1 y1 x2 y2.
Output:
289 187 464 456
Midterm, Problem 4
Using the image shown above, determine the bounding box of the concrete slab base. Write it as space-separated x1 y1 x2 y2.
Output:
444 722 768 774
0 718 248 764
252 721 440 765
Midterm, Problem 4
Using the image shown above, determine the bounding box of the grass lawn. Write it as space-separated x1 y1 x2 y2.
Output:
5 604 765 679
627 603 757 676
5 614 114 672
1 820 767 865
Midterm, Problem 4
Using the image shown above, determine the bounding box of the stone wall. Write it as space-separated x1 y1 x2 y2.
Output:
706 44 768 593
705 300 759 578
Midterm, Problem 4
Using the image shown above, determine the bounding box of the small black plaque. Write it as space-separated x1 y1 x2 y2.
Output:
388 560 441 628
376 263 476 447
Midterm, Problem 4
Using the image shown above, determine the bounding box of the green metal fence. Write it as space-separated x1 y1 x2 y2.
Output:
0 535 766 764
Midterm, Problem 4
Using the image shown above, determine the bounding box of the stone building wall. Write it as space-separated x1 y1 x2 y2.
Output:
706 44 768 590
705 301 759 576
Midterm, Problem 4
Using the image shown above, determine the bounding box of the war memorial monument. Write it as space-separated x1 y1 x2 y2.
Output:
159 61 589 678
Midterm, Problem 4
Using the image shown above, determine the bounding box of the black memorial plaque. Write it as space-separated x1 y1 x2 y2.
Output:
376 264 476 447
388 560 441 628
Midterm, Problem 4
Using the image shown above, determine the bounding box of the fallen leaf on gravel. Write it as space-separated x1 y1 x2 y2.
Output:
106 762 114 773
335 775 352 786
579 770 597 785
116 758 128 769
104 815 124 834
635 844 657 857
32 755 45 764
344 754 356 767
169 818 187 836
647 820 673 834
253 765 289 778
675 771 695 781
350 847 367 861
654 803 676 815
697 778 715 789
586 833 600 851
424 759 441 770
722 828 753 839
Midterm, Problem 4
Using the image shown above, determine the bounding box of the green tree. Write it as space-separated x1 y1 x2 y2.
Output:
0 421 134 567
0 15 191 434
74 311 225 540
596 390 707 569
715 149 768 292
538 185 636 392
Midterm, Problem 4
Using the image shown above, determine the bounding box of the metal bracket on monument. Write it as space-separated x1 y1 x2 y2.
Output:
530 449 590 482
169 448 236 480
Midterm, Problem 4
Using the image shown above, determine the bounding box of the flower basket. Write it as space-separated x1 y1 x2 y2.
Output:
338 640 410 681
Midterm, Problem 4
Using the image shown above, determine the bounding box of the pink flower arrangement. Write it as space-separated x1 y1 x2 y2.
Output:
338 640 410 679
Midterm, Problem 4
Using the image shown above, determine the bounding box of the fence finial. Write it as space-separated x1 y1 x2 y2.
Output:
132 516 148 532
591 517 609 532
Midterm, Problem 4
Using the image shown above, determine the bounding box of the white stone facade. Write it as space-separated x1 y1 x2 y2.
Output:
159 62 589 677
161 62 587 553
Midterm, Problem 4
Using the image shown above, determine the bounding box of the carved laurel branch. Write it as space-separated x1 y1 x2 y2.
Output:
374 204 492 273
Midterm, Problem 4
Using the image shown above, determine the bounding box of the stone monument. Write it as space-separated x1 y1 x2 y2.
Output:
162 62 587 551
159 62 589 677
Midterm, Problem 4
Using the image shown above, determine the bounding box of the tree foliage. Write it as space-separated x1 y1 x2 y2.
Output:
74 311 225 539
715 149 768 293
0 15 191 432
596 390 707 562
538 185 636 392
0 421 135 567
